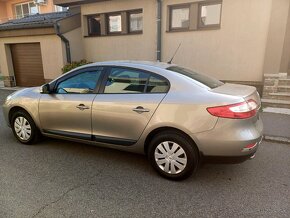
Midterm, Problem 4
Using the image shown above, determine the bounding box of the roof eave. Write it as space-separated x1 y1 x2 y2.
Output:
53 0 108 7
0 23 54 31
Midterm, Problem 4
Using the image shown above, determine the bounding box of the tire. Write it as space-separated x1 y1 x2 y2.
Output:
148 131 199 180
11 110 41 145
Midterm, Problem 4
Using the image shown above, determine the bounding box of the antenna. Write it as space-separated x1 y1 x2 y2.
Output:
168 43 182 64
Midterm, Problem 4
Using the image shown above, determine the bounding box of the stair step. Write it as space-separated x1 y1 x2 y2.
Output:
262 99 290 109
279 79 290 86
269 92 290 96
277 86 290 92
268 92 290 101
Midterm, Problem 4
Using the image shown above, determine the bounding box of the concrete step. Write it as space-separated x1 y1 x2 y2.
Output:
268 92 290 101
261 99 290 109
277 85 290 92
278 79 290 86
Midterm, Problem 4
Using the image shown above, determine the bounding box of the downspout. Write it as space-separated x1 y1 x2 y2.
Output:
54 22 71 64
157 0 162 62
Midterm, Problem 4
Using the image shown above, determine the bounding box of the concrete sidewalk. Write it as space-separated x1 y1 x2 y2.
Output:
261 111 290 144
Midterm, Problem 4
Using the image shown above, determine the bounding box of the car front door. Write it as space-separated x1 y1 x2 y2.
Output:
92 67 170 145
39 67 104 139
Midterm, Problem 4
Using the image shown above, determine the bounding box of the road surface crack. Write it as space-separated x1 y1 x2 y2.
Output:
31 170 103 218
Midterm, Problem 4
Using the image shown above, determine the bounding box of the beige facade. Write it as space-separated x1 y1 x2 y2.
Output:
73 0 290 85
0 12 83 86
81 0 157 62
1 0 290 90
0 33 65 83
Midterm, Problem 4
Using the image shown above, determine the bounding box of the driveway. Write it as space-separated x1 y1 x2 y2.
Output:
0 90 289 217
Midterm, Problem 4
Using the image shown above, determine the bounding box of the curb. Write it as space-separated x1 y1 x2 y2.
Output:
0 87 23 91
264 135 290 144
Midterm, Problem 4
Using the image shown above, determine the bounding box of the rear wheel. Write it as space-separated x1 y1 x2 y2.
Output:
148 131 199 180
11 110 41 145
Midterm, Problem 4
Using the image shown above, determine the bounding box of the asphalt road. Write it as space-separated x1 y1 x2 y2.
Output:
0 90 289 218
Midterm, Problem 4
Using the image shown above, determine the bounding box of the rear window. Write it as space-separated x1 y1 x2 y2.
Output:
167 66 224 89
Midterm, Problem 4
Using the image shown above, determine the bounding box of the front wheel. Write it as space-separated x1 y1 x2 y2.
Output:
11 110 41 145
148 131 199 180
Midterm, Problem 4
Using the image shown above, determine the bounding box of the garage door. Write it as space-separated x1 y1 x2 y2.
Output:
11 43 45 87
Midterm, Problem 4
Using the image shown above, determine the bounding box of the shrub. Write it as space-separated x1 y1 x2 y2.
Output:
62 60 91 74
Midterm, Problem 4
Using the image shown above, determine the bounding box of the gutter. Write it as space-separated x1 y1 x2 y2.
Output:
54 22 71 64
157 0 162 62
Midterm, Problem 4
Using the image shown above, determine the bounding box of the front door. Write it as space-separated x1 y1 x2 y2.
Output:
39 68 104 139
92 67 170 145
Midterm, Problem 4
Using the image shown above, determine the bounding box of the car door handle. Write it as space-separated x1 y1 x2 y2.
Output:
76 104 90 111
133 106 150 114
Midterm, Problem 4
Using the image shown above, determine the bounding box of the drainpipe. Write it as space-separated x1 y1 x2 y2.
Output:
54 22 71 64
157 0 162 62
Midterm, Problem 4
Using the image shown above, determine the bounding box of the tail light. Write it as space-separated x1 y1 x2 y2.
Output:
207 99 258 119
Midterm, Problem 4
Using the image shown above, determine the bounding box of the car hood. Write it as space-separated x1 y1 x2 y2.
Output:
7 86 41 100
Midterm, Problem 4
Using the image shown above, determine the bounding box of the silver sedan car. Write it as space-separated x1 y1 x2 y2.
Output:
2 61 263 180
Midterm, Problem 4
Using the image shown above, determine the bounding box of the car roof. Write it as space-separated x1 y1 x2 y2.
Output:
82 60 177 70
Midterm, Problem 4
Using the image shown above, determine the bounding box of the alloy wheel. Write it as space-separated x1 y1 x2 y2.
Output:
14 117 32 141
154 141 187 174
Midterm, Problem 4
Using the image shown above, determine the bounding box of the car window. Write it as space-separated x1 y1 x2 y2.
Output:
146 74 169 93
56 70 102 94
167 66 223 89
104 68 149 94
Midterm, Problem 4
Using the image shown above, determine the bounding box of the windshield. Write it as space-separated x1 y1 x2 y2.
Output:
167 66 224 89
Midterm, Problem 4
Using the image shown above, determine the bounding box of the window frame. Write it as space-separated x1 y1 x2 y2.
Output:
50 67 106 95
14 1 39 19
99 66 170 95
107 12 123 35
198 0 222 30
87 14 102 36
128 9 143 34
85 9 143 37
167 1 222 33
169 4 191 32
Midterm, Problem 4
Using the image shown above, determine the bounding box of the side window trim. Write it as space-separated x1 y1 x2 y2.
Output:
98 66 171 94
53 67 106 94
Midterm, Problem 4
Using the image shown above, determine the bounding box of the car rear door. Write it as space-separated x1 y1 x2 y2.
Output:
39 67 104 139
92 66 169 145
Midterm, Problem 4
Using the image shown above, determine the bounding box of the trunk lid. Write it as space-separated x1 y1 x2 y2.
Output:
211 83 261 107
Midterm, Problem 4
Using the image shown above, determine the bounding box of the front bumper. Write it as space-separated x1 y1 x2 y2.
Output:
2 102 11 127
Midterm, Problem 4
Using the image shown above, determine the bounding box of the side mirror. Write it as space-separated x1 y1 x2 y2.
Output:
41 84 51 94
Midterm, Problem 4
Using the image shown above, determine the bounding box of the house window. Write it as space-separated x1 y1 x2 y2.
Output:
129 11 143 33
86 9 143 37
108 13 122 33
55 6 69 12
199 2 222 28
88 15 101 36
170 5 190 30
15 2 39 19
168 1 222 32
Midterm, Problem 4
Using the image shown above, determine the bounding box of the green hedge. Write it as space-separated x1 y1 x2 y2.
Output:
62 60 91 74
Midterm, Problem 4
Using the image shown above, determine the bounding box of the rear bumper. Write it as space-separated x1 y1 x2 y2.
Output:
202 153 256 164
191 114 263 158
201 143 260 164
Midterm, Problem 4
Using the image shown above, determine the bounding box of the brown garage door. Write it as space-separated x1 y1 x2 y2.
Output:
11 43 45 87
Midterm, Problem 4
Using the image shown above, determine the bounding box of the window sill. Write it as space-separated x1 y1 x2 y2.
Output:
166 27 220 33
84 32 143 38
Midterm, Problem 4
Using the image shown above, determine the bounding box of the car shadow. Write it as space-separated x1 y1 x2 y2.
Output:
34 137 251 184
